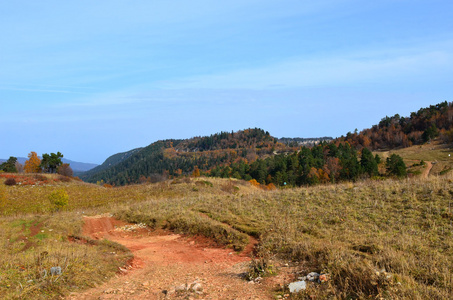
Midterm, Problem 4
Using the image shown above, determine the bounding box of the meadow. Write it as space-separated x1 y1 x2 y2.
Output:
1 166 453 298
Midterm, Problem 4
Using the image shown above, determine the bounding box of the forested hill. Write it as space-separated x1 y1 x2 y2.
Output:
341 101 453 150
82 128 293 185
80 148 142 180
83 102 453 186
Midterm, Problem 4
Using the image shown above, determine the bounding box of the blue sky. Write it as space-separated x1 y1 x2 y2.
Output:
1 0 452 164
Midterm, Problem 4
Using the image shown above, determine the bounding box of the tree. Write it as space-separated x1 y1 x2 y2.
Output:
192 166 201 177
1 157 17 173
40 152 63 173
57 163 73 177
24 151 41 173
422 124 439 142
386 154 407 177
360 148 378 177
15 162 24 173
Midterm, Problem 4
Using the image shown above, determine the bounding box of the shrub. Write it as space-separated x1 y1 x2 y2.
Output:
57 175 71 182
48 189 69 211
4 178 16 186
34 174 48 182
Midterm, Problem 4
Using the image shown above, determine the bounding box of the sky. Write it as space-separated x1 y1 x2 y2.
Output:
1 0 453 164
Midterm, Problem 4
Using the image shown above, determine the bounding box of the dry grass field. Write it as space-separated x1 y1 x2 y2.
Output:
1 153 453 299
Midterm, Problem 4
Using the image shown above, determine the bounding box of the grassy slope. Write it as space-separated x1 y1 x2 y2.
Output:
376 140 453 176
1 161 453 298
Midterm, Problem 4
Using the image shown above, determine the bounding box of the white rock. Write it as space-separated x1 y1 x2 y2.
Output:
288 281 306 293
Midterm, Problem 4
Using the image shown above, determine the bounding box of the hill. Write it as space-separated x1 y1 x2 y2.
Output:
82 128 294 185
80 147 142 180
82 101 453 186
1 173 453 298
341 101 453 150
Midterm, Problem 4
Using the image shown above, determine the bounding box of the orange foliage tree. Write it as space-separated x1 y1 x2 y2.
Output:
24 151 41 173
192 166 201 177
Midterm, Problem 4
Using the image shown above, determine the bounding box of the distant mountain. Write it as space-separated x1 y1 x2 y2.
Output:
79 148 143 180
61 158 98 173
0 157 98 173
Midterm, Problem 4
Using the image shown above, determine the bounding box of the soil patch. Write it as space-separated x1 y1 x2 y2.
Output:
67 215 272 299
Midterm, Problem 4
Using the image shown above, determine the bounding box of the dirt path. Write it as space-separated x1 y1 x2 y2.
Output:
422 161 433 179
67 215 272 300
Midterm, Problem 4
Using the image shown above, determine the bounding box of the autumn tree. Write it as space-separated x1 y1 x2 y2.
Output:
24 151 41 173
57 163 73 177
192 166 201 177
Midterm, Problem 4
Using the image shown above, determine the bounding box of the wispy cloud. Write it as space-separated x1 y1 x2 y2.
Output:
0 86 91 94
154 40 453 90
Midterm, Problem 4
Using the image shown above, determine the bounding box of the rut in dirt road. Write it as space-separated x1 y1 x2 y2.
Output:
67 215 272 300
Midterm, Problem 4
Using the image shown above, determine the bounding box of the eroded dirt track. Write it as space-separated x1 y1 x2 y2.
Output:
67 215 271 300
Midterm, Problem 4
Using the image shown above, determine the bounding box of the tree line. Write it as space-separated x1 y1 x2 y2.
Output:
341 101 453 150
0 152 73 176
208 142 406 186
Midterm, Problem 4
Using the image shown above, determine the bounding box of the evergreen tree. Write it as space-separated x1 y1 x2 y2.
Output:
360 148 378 177
386 154 407 177
1 157 17 173
40 152 63 173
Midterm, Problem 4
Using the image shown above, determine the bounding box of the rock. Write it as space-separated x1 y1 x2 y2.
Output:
307 272 320 282
288 281 306 293
175 284 187 292
319 274 329 283
191 282 203 292
50 266 62 276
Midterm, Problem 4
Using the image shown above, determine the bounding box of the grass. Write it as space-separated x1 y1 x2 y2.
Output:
0 212 132 299
1 169 453 298
376 140 453 176
112 176 453 299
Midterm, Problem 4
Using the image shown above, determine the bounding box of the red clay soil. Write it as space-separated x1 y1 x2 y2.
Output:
67 215 273 300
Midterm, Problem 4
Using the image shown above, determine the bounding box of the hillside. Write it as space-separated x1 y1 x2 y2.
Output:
82 128 294 185
81 102 453 186
80 147 142 180
341 101 453 150
1 173 453 298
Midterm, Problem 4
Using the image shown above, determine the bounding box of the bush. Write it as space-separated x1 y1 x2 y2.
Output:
57 175 71 182
4 178 16 186
48 189 69 211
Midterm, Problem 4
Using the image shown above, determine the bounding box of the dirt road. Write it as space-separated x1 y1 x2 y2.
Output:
67 215 272 300
422 161 433 179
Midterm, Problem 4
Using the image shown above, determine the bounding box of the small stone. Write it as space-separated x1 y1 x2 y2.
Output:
288 281 306 293
50 266 62 276
307 272 320 282
191 282 203 292
175 284 186 292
